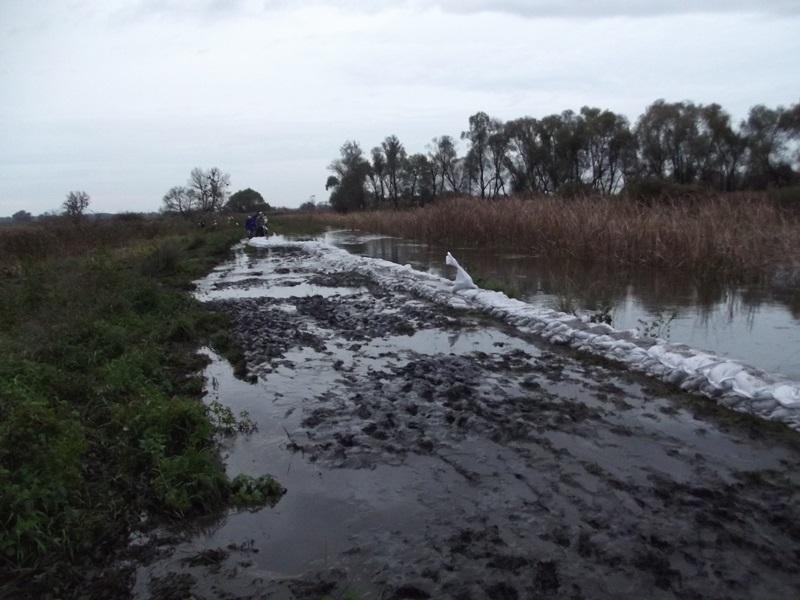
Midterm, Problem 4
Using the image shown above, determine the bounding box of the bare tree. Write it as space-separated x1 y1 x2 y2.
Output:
63 190 90 222
188 168 211 211
186 167 230 212
161 186 196 215
206 167 231 211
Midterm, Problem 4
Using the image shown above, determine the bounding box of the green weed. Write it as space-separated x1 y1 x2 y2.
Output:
230 474 286 509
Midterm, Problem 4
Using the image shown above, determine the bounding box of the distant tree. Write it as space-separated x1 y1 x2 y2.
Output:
187 167 230 212
784 100 800 166
226 188 269 213
696 103 745 191
368 146 387 204
487 126 510 197
404 153 432 205
161 186 196 215
11 210 33 223
741 104 798 188
335 97 799 202
525 111 579 193
63 191 90 222
430 135 460 194
462 112 494 199
326 141 371 213
187 168 211 210
382 135 407 208
580 107 636 194
424 148 441 198
206 167 231 211
635 100 715 185
299 200 316 211
505 117 541 193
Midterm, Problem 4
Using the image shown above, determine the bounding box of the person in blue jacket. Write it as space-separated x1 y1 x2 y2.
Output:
245 214 257 238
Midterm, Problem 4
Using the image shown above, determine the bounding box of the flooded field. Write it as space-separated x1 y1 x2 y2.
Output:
131 239 800 599
320 231 800 381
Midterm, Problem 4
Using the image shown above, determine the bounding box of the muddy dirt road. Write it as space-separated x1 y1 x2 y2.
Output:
133 243 800 599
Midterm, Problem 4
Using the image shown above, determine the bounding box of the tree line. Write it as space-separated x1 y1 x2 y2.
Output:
325 99 800 212
161 168 269 215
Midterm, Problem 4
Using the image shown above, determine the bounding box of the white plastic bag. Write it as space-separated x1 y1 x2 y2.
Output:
445 252 478 292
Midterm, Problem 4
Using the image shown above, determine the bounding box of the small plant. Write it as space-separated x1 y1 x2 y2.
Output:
207 400 258 435
637 310 678 340
230 474 286 508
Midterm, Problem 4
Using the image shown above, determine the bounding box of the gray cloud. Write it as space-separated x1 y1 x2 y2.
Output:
121 0 800 20
426 0 800 18
1 0 798 215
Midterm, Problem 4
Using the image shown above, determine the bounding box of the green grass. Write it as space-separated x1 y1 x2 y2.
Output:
0 218 283 594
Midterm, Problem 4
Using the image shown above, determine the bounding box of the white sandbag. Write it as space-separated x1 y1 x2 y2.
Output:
445 252 478 292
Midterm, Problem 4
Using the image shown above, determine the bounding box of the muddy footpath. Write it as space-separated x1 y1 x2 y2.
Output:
130 244 800 599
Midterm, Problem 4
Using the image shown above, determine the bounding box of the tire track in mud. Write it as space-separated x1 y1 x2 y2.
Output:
133 245 800 600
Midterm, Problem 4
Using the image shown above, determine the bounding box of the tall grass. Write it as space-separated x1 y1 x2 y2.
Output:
0 215 199 267
285 193 800 280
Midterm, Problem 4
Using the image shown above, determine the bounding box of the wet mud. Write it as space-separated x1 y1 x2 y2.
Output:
133 245 800 599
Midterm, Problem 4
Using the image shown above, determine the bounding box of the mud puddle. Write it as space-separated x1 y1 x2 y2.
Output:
131 244 800 599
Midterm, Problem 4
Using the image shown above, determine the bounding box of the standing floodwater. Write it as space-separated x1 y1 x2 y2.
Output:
133 240 800 599
320 231 800 380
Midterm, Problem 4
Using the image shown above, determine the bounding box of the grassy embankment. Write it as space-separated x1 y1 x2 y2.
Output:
277 193 800 281
0 216 282 595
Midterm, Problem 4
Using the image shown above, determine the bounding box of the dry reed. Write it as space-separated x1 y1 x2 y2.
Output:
288 193 800 280
0 216 199 266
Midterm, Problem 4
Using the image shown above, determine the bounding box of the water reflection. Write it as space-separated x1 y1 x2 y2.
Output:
319 230 800 380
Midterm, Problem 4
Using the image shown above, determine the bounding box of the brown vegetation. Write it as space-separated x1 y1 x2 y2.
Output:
281 193 800 280
0 215 201 266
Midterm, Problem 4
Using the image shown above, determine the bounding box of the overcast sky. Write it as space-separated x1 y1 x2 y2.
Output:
1 1 798 216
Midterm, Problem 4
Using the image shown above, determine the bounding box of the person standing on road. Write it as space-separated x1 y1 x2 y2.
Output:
255 212 268 237
245 214 257 238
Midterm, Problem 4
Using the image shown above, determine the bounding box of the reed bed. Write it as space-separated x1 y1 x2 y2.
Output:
289 194 800 280
0 216 204 266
